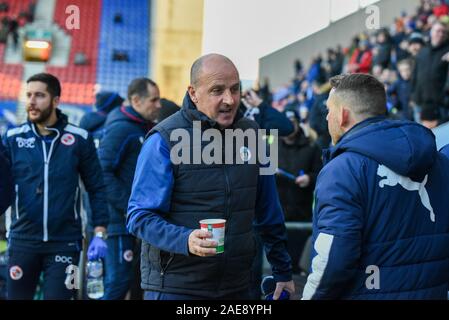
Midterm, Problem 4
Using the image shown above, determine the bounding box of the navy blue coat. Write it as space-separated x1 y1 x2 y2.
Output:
2 111 109 242
303 117 449 299
387 78 412 120
254 102 294 137
98 106 154 235
79 111 108 149
441 144 449 158
0 142 13 214
241 101 294 137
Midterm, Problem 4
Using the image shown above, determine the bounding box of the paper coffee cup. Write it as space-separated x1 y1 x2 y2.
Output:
200 219 226 254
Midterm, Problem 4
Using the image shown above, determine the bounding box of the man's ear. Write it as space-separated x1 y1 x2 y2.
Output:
188 85 197 103
131 94 141 107
53 96 60 107
340 107 351 128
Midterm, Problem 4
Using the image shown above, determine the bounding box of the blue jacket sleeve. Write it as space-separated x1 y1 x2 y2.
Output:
254 102 294 137
79 134 109 228
0 141 13 215
254 172 293 282
302 154 364 300
441 144 449 158
98 123 134 212
126 132 193 255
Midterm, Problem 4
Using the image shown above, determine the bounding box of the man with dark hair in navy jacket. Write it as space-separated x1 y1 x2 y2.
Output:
0 142 13 214
98 78 161 299
2 73 109 300
303 73 449 300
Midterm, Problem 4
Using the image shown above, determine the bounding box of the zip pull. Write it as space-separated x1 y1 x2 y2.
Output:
15 184 19 220
159 253 174 289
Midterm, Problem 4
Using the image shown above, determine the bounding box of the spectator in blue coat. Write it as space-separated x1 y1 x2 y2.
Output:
387 59 413 120
241 89 293 137
303 73 449 300
309 80 332 150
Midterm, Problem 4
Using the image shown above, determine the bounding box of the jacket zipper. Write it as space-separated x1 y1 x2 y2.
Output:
74 187 79 220
159 253 174 289
215 165 232 292
15 184 19 219
223 167 231 223
36 125 60 242
42 142 48 242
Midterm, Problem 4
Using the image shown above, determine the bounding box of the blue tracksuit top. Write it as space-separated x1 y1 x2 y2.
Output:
2 112 109 243
303 117 449 299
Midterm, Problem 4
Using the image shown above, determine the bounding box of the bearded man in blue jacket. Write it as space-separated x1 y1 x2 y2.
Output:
302 73 449 300
2 73 109 300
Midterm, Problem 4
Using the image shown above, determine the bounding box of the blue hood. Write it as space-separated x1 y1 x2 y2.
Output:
329 117 437 181
79 112 107 132
95 91 124 113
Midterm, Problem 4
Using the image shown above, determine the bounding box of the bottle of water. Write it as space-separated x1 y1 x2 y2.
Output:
86 259 104 299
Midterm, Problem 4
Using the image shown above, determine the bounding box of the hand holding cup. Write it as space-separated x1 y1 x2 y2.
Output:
188 229 218 257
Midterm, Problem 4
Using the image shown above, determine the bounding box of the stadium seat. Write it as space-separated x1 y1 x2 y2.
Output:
96 0 149 98
46 0 101 105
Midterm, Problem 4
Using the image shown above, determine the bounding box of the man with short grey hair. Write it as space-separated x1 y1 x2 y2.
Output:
303 73 449 300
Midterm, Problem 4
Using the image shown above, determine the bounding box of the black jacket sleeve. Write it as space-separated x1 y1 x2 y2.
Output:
309 100 328 135
308 144 324 187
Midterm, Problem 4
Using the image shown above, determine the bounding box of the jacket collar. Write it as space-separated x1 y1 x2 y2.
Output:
29 109 69 136
322 116 386 164
120 106 155 131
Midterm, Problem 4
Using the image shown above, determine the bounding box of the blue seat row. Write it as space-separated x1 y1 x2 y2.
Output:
96 0 150 97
